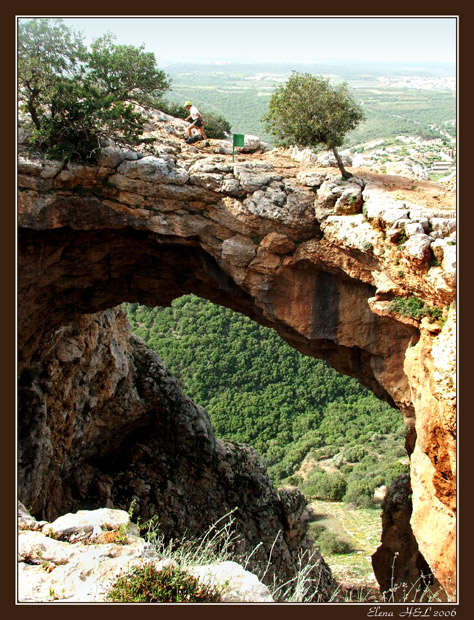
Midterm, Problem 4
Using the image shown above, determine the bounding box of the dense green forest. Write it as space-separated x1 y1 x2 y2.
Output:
124 296 409 506
161 61 456 147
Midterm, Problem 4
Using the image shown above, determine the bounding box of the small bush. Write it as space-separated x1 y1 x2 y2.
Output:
106 563 222 603
396 230 409 245
317 531 353 555
303 471 347 501
343 479 374 507
157 100 231 139
157 100 189 119
388 296 444 323
343 445 367 463
201 111 231 139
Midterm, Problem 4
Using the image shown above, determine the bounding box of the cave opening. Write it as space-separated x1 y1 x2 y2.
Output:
122 293 411 589
19 225 437 599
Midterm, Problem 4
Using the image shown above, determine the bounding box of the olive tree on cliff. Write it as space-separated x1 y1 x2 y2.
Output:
18 19 170 161
263 72 365 179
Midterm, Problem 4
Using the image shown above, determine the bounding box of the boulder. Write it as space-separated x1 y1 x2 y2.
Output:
401 234 433 261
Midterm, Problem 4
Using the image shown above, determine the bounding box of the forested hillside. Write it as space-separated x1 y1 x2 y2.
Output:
161 61 456 147
124 296 409 505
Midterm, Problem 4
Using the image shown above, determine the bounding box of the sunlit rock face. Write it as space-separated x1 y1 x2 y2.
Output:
17 111 456 597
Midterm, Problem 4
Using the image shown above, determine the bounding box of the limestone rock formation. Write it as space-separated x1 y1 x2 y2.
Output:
18 308 333 597
17 109 456 598
18 503 274 602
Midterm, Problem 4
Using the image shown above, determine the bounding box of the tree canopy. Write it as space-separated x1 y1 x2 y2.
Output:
263 72 365 178
18 18 171 161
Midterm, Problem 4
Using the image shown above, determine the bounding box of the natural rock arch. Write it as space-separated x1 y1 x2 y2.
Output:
17 120 456 597
19 223 413 407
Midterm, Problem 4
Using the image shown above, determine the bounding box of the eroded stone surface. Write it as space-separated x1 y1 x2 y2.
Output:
17 504 277 602
17 113 456 597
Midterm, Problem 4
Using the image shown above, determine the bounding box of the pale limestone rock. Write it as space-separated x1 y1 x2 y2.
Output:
385 161 429 181
40 161 64 179
18 502 48 531
364 203 410 228
430 217 456 237
386 219 425 240
334 184 364 214
240 134 262 152
189 170 225 190
434 242 456 287
296 170 327 187
98 146 139 169
290 146 319 164
317 179 345 207
18 157 44 176
221 177 243 196
409 206 435 221
193 561 274 602
316 150 352 168
400 234 433 261
44 508 139 540
118 155 189 185
405 221 425 236
321 214 380 251
188 158 234 175
234 162 282 192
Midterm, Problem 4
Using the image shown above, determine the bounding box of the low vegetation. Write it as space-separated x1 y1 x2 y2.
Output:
106 563 223 603
104 503 449 603
388 295 444 323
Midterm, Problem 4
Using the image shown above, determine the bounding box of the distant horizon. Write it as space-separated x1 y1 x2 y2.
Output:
18 17 457 65
158 58 456 67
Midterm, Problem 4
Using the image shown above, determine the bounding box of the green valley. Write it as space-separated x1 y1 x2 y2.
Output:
124 296 409 501
160 60 456 147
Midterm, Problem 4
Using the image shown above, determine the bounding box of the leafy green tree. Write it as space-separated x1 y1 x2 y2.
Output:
18 19 171 161
18 18 87 131
302 470 347 501
263 72 365 178
343 445 367 462
87 34 170 107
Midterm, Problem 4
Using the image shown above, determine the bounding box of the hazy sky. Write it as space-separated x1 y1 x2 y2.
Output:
29 16 457 65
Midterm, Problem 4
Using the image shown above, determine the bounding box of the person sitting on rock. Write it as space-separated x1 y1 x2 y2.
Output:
184 101 209 146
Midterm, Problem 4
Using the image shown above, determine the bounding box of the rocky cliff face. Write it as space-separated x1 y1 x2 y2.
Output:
371 474 448 602
17 109 456 598
18 306 332 596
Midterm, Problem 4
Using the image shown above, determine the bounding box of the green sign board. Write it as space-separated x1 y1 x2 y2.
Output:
232 133 245 161
233 133 245 147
